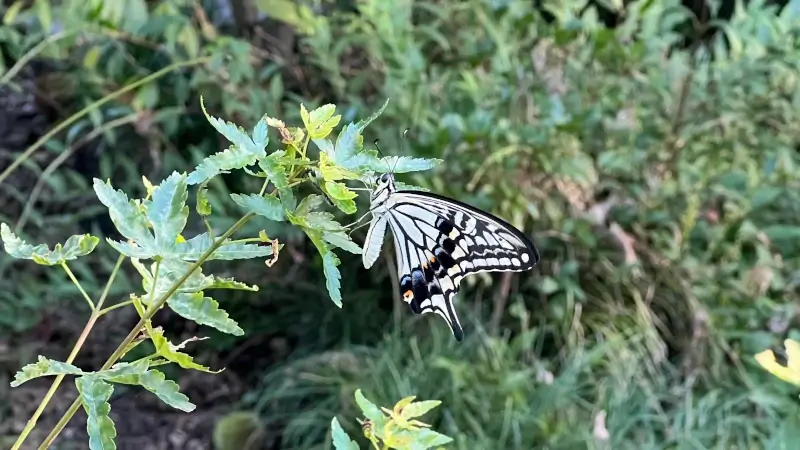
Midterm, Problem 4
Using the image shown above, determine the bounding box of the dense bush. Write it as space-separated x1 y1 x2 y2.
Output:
2 0 800 449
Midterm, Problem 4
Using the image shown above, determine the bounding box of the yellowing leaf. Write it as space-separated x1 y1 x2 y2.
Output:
149 327 222 372
756 339 800 386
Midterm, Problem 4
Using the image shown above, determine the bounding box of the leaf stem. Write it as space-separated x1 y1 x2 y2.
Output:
61 262 95 311
36 213 255 449
97 299 134 316
10 254 125 450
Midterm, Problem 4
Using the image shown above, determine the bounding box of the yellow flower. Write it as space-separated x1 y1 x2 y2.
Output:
755 339 800 386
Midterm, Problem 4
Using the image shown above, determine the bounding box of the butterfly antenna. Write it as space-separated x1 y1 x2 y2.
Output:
374 139 392 175
391 128 410 175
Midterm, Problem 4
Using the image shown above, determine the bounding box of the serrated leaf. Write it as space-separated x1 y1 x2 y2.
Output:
296 194 324 216
313 138 334 155
76 376 117 450
331 417 359 450
99 360 196 413
93 178 154 246
322 231 362 254
176 233 275 261
147 172 189 253
252 118 268 151
306 212 344 231
11 356 85 386
355 99 389 131
258 152 295 211
1 223 100 266
150 327 222 372
401 400 442 420
324 181 358 214
200 96 262 158
168 291 245 336
196 184 211 216
409 428 454 449
230 193 285 222
320 152 356 181
355 390 386 425
304 104 341 139
394 181 431 192
377 156 442 174
322 251 342 307
187 146 259 185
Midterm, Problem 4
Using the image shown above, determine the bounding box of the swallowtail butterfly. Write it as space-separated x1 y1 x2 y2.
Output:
362 172 540 341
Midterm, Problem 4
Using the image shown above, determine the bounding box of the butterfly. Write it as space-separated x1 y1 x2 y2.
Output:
360 172 540 341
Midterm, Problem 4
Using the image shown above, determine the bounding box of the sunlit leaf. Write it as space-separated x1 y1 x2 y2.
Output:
196 184 211 216
355 389 386 425
296 194 325 216
376 156 442 174
355 98 389 131
177 233 275 261
93 178 154 247
323 181 358 214
187 146 258 185
408 428 454 450
146 172 189 253
11 356 85 386
168 291 245 336
100 360 195 412
200 96 263 158
400 400 442 420
150 327 222 372
231 193 285 222
303 104 341 139
331 417 359 450
76 375 117 450
1 223 100 266
258 151 294 211
252 117 268 150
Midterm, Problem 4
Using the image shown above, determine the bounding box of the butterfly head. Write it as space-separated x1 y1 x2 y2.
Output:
370 172 396 207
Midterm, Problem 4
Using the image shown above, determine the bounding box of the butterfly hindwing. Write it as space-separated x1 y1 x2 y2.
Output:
382 191 539 341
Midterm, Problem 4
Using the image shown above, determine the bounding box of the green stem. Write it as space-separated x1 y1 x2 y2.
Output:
36 213 255 449
0 30 78 86
61 262 95 311
0 58 209 187
97 299 134 316
10 254 125 450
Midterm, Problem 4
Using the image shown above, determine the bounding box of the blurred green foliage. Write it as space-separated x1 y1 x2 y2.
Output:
3 0 800 448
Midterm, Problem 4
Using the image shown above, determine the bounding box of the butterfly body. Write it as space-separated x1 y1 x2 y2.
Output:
363 173 539 341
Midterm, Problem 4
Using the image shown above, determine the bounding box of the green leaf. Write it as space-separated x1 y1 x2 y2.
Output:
76 376 117 450
93 178 155 248
150 327 222 372
322 231 362 254
177 233 275 261
196 184 212 216
11 356 85 386
322 251 342 308
400 400 442 420
252 117 268 150
187 146 259 185
333 123 365 165
230 193 285 222
98 360 196 413
1 223 100 266
324 181 358 214
393 181 430 192
258 152 295 211
296 194 325 216
354 389 386 425
146 172 189 253
168 292 245 336
355 99 389 131
200 96 263 159
320 152 357 181
409 428 454 450
331 417 359 450
375 156 442 174
303 104 341 139
306 212 344 231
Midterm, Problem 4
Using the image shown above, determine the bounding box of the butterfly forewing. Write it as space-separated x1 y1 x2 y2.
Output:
376 190 538 341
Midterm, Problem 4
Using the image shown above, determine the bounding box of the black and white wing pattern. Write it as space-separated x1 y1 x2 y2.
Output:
363 174 539 341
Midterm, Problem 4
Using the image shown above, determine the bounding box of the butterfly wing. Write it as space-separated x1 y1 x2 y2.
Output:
383 191 539 341
363 214 388 269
